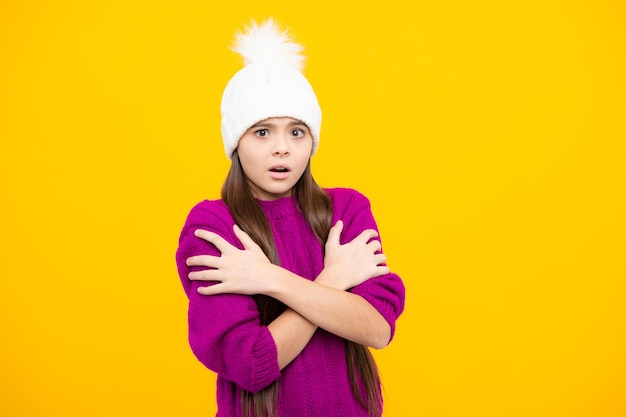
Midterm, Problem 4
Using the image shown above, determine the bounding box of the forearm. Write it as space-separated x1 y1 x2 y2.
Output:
267 308 317 370
263 264 391 349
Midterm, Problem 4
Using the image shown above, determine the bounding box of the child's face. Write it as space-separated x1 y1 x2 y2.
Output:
237 117 313 201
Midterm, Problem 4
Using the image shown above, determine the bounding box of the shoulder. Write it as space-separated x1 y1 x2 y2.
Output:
324 187 371 210
178 199 234 240
187 198 231 220
324 187 374 224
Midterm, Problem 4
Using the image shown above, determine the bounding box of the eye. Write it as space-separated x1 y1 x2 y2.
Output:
255 129 269 138
291 128 305 138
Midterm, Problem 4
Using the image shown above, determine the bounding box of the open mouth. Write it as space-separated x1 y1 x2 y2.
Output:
270 166 290 173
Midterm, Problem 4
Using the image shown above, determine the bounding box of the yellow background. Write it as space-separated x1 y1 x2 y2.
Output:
1 1 625 416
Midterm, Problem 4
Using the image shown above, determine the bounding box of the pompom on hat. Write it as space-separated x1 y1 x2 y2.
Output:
220 18 322 159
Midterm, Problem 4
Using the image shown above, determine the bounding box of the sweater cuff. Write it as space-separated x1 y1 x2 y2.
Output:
250 327 281 392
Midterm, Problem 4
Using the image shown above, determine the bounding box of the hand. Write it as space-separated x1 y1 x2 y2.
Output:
186 225 273 296
319 220 390 290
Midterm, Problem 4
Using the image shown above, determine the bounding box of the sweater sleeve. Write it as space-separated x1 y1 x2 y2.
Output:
175 202 281 393
330 189 406 344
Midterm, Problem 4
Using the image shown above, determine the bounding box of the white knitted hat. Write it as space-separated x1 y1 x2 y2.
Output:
220 18 322 159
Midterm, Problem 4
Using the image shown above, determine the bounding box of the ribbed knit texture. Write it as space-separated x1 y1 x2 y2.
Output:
175 188 405 417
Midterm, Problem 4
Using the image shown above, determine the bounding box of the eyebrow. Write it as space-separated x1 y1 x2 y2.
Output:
250 120 307 129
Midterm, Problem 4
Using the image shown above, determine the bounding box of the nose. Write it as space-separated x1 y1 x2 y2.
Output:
272 134 290 156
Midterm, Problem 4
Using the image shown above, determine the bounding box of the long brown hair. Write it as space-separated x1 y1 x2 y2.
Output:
222 151 382 417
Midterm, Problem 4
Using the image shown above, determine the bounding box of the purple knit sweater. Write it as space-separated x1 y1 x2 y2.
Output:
175 187 405 417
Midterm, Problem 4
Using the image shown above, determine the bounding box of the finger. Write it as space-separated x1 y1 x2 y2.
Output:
188 269 222 281
233 224 262 251
197 283 226 296
186 254 221 268
374 253 387 266
375 265 391 276
354 228 379 244
326 220 343 248
194 229 234 253
367 240 382 253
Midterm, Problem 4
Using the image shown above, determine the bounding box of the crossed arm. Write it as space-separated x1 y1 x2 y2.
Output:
186 221 391 370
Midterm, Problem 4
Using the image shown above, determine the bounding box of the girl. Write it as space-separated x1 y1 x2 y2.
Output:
175 19 405 417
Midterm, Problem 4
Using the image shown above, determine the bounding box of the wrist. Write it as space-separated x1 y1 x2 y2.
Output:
262 263 285 295
315 266 346 290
